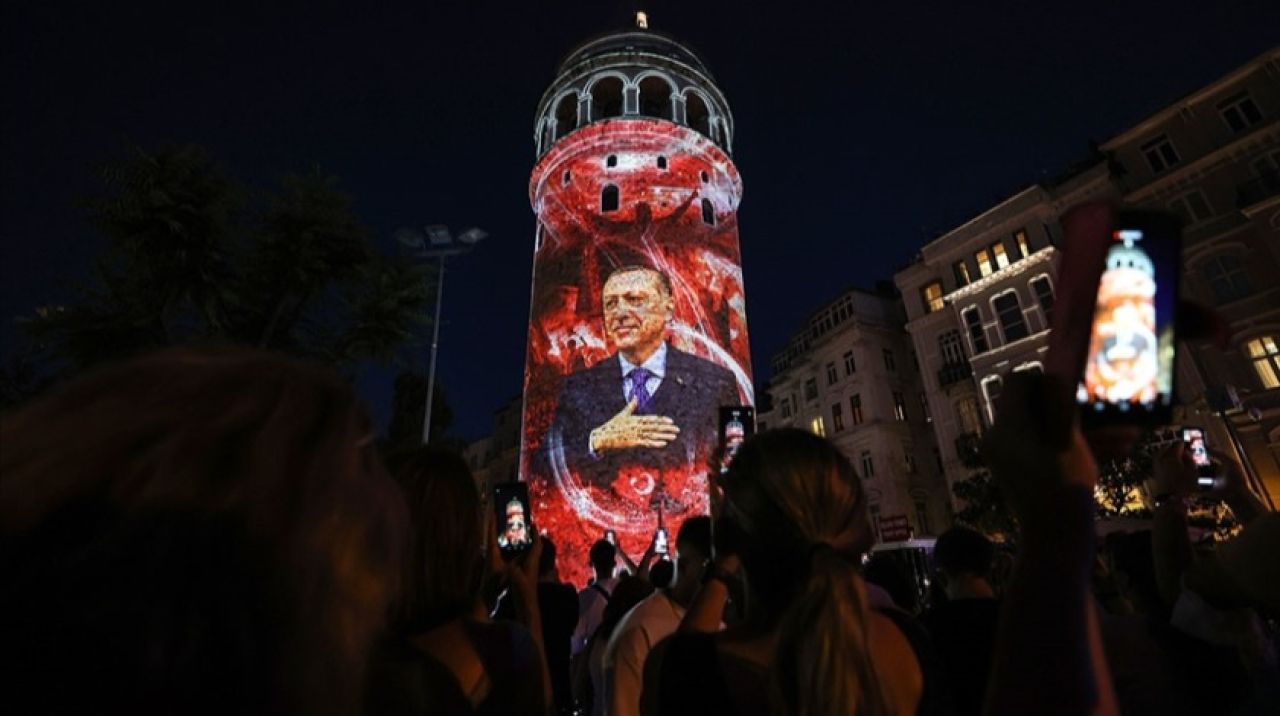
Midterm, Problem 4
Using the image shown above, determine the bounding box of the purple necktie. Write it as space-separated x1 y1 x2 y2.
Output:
628 367 653 414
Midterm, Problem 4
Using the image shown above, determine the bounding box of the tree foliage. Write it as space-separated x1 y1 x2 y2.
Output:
17 145 433 397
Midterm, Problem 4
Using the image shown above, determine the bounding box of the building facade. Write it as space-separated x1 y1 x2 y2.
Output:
1100 47 1280 504
757 287 950 540
897 47 1280 510
895 167 1114 500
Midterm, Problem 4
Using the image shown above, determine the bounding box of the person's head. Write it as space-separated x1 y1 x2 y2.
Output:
601 265 674 363
671 516 712 602
717 428 882 714
0 347 405 715
933 527 995 598
388 446 485 632
649 558 676 589
588 539 617 579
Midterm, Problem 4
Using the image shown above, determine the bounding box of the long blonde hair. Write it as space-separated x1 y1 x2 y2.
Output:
720 428 884 716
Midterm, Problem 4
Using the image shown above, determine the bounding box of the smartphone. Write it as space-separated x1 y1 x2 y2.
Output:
654 527 669 556
718 405 756 474
1181 426 1217 488
492 482 533 558
1075 211 1181 427
604 529 617 546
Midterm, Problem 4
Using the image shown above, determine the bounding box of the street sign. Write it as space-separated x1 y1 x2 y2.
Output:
879 514 913 542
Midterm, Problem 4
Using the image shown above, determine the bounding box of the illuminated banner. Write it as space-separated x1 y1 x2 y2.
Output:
521 119 752 586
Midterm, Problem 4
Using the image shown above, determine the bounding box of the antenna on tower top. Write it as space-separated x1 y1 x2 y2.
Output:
635 11 649 29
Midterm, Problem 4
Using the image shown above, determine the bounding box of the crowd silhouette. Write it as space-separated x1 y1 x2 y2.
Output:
2 213 1278 715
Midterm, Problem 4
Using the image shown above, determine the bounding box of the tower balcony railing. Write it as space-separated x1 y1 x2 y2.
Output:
1237 170 1280 210
937 361 973 389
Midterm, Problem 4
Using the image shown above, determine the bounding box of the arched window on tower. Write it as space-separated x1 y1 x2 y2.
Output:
685 91 712 137
592 77 624 120
701 198 715 226
601 184 619 213
638 76 673 119
553 93 578 140
656 156 667 170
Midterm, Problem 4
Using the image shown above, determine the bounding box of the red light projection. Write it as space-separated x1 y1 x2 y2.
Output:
522 119 752 587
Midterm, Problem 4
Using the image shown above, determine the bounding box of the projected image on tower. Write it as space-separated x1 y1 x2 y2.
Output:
522 120 752 586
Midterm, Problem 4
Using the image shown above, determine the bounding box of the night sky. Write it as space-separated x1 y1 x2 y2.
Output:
3 1 1277 440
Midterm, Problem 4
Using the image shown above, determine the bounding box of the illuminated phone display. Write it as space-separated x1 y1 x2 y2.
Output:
1077 213 1180 426
493 483 533 555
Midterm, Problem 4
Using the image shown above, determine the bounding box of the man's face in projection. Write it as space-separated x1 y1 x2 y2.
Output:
602 269 672 362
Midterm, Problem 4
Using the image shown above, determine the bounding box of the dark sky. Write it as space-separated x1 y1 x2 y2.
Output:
3 1 1277 440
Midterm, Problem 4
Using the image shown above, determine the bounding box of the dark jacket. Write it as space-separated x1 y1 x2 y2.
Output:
550 344 739 489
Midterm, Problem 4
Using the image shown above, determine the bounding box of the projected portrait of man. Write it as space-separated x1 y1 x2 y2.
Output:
551 265 739 492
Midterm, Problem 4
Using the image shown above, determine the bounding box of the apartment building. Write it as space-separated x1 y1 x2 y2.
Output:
1100 47 1280 503
757 287 949 540
897 47 1280 508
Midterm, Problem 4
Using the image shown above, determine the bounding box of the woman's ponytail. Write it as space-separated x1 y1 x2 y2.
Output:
773 547 885 716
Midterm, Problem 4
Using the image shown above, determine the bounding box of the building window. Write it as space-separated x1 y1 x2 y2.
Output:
1141 135 1180 173
826 362 838 385
810 416 826 437
804 378 818 401
953 260 971 287
992 291 1029 342
914 498 930 535
956 396 982 434
562 170 571 185
700 198 715 226
962 307 988 354
656 155 668 169
601 184 620 212
990 241 1010 270
843 350 857 376
1203 254 1254 303
975 249 994 278
1219 92 1263 133
920 392 932 422
832 403 845 432
1013 229 1030 259
883 349 896 372
939 329 965 364
700 170 709 183
1169 190 1213 224
606 154 618 168
1030 276 1055 321
850 394 864 425
860 450 880 479
983 375 1004 421
933 447 944 473
921 281 944 313
780 397 792 419
1246 336 1280 389
904 444 917 473
893 391 907 421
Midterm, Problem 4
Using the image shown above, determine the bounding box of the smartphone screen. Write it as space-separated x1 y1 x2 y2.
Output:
492 482 533 556
1182 426 1217 487
654 527 669 555
1076 212 1180 426
718 405 756 474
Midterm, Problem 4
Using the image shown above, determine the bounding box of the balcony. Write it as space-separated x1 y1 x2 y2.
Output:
955 431 985 469
937 361 973 389
1237 170 1280 214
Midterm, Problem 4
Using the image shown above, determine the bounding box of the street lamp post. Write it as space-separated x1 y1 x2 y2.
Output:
395 225 488 444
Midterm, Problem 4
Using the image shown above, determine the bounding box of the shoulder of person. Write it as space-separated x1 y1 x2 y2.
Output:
668 347 733 379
